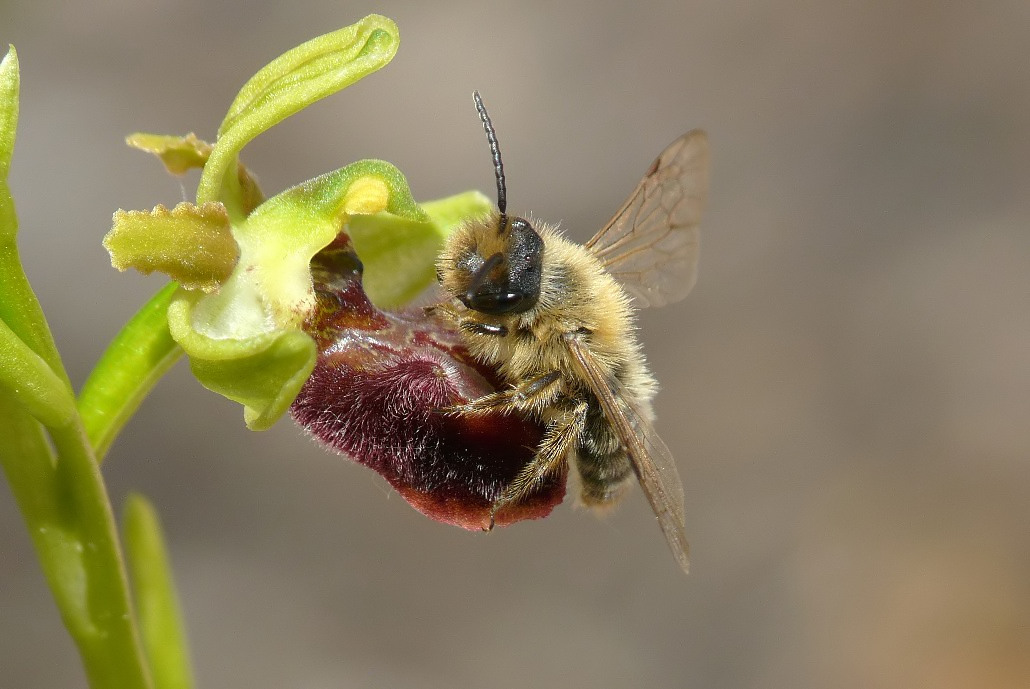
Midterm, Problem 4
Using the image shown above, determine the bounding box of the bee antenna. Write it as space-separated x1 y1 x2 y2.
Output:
473 90 508 232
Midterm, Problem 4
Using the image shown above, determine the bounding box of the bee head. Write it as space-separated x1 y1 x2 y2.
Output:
442 91 543 316
455 214 543 315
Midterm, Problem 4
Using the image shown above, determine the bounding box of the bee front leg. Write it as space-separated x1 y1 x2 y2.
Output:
426 303 509 337
424 302 465 325
490 400 589 528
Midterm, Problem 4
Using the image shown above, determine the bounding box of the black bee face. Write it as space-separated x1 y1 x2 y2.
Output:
461 217 543 316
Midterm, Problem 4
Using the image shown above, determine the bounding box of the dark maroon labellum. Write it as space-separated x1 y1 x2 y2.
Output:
290 239 566 530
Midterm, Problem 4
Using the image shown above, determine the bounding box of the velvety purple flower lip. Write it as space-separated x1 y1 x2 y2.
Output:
290 240 566 531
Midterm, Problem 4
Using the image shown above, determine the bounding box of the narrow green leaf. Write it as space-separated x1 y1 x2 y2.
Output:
0 45 70 387
0 316 76 428
123 493 194 689
78 282 182 462
0 46 19 179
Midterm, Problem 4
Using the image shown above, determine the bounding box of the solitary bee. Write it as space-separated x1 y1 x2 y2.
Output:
434 92 708 573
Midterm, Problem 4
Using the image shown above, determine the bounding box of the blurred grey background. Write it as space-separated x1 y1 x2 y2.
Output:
2 2 1028 688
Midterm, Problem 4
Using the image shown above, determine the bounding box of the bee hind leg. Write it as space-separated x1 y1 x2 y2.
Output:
489 400 589 528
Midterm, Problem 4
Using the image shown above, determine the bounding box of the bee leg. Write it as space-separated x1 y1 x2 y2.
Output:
460 321 508 337
426 303 509 338
423 302 462 322
490 400 589 527
446 370 561 416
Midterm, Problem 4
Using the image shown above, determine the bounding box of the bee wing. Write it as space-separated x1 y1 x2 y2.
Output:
566 335 690 573
584 130 709 309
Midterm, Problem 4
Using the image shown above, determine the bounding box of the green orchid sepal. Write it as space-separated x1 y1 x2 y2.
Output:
162 160 487 430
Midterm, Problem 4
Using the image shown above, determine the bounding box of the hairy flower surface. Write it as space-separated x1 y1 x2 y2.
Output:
292 240 566 530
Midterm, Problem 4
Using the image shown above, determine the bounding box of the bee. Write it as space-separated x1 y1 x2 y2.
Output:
433 91 708 573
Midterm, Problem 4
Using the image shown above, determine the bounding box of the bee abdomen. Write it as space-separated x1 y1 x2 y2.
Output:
577 447 634 507
575 400 634 507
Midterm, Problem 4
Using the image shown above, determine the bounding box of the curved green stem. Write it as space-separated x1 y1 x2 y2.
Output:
77 282 182 462
0 396 153 689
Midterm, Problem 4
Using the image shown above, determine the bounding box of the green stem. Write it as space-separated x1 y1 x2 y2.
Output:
1 44 153 689
78 282 182 462
0 396 152 689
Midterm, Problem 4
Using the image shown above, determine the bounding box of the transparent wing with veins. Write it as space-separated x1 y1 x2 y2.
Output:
567 336 690 573
585 130 709 308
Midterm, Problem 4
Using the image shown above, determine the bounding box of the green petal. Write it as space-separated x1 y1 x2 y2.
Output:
168 290 315 430
191 159 426 339
125 132 211 175
167 159 453 429
105 203 238 292
126 133 264 213
349 190 492 308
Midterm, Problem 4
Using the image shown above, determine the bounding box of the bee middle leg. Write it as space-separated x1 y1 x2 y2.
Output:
489 399 589 527
446 370 562 416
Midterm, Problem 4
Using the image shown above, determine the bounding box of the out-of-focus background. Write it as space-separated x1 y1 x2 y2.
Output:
2 2 1028 688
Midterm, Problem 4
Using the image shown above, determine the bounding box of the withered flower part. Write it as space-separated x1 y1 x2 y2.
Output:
291 239 566 530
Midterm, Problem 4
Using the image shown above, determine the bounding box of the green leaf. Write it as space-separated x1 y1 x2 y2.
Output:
197 14 400 217
105 203 238 292
123 493 194 689
0 316 76 428
0 45 18 180
0 45 70 386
